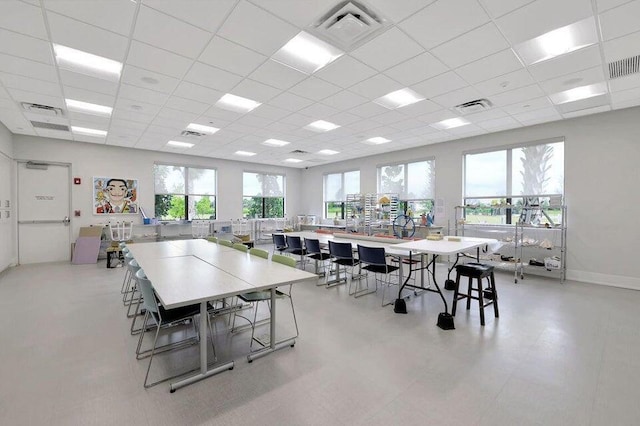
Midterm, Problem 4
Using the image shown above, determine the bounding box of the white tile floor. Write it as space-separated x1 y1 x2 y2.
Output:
1 248 639 425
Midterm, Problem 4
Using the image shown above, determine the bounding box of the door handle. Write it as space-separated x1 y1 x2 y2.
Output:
63 216 70 225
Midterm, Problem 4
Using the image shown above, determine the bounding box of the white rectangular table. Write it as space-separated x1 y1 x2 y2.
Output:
127 239 317 391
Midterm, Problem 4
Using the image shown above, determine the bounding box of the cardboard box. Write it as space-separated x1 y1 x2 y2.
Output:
79 226 103 238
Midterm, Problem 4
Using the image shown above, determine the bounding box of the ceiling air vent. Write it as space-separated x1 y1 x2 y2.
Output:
180 130 206 138
30 121 70 131
309 1 387 50
608 55 640 79
290 150 309 155
21 102 64 117
454 99 493 115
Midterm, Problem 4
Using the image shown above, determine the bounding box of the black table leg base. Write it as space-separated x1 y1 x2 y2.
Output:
393 298 408 314
437 312 455 330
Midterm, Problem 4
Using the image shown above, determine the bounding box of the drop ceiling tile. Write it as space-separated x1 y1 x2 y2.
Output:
398 0 490 49
347 102 388 118
145 123 180 136
446 123 485 136
0 98 16 109
288 77 341 101
479 0 535 18
106 135 138 147
490 84 544 106
463 107 509 122
110 118 148 132
397 99 442 117
417 108 458 125
540 66 605 95
455 49 523 85
371 110 407 125
217 1 298 56
390 117 430 131
44 0 136 36
513 106 561 123
280 112 315 127
609 73 640 92
315 55 378 89
596 0 635 12
121 64 180 93
59 69 119 96
431 86 483 108
249 60 307 90
203 105 243 121
0 73 61 97
327 112 362 126
556 93 609 114
366 0 434 22
184 62 243 92
0 28 53 64
0 53 58 82
112 108 156 124
198 36 266 76
384 52 448 87
320 90 368 111
126 41 193 78
527 45 602 81
47 12 128 61
599 0 640 40
268 91 331 112
603 30 640 63
234 114 273 129
173 81 222 105
496 0 594 44
611 86 640 104
7 87 64 108
251 0 337 26
0 109 33 132
156 107 199 124
142 0 236 32
38 129 74 141
474 68 535 96
133 5 211 58
432 23 509 69
0 1 47 39
164 96 209 114
411 72 467 98
298 103 339 119
562 104 611 118
114 98 161 116
349 74 403 100
64 86 115 107
502 96 553 115
232 79 281 103
68 114 110 128
477 115 522 131
351 27 424 72
118 83 169 106
245 104 291 122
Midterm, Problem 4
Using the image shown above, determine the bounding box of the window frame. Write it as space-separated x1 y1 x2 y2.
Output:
154 163 217 221
242 171 286 219
376 158 435 217
323 170 360 219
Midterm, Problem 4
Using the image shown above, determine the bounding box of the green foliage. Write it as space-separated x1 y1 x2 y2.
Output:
154 194 173 219
168 196 185 219
194 195 214 218
243 197 284 218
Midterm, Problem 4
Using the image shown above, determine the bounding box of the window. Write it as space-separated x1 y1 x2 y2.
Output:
378 159 435 217
324 170 360 219
463 140 564 225
154 164 216 220
243 172 285 218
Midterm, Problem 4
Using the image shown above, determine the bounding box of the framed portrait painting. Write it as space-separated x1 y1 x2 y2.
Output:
93 177 138 215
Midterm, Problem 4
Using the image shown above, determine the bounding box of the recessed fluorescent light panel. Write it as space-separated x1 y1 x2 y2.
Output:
235 150 256 156
186 123 219 134
549 82 608 105
262 139 290 147
374 88 425 109
53 44 122 80
318 149 339 155
166 140 194 148
305 120 340 132
364 137 391 145
284 158 303 163
514 17 598 65
431 117 470 130
272 31 344 74
65 99 112 116
215 94 261 113
71 126 107 137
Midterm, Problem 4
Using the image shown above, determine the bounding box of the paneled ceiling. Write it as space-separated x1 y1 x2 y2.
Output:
0 0 639 168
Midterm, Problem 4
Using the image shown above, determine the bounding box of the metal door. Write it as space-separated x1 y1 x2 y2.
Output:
18 161 71 263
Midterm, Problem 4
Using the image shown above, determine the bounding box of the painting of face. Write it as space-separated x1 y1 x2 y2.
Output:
94 177 138 215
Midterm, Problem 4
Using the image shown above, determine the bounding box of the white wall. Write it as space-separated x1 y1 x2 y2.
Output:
12 136 303 241
0 122 15 271
299 106 640 290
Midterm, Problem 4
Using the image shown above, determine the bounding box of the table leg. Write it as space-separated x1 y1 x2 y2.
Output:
169 301 234 393
247 287 296 362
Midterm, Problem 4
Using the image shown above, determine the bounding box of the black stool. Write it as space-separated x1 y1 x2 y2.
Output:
452 263 499 326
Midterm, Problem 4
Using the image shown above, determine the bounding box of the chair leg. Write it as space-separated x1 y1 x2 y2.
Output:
206 314 217 362
452 273 461 316
491 273 499 318
143 324 161 388
466 276 472 310
120 268 130 294
136 311 151 358
477 277 485 326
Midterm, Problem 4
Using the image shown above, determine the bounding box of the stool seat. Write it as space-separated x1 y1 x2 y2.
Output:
452 263 499 326
455 263 494 278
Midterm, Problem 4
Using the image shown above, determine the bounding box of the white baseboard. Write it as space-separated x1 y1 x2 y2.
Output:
567 269 640 291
